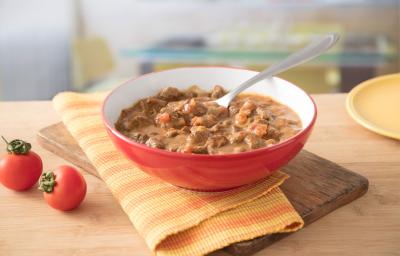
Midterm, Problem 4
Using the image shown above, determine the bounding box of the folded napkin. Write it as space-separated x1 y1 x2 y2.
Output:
53 92 304 256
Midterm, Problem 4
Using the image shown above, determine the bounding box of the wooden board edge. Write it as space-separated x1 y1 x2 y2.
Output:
36 124 100 178
225 176 369 256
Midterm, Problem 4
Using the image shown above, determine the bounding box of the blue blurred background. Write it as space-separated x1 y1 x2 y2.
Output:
0 0 399 100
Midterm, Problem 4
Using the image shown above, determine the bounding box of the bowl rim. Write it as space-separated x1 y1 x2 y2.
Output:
102 66 317 159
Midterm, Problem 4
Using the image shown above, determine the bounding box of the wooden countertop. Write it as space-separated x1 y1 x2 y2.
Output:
0 94 399 256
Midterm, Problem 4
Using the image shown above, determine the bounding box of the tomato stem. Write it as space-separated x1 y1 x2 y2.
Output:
1 136 31 155
39 172 56 193
1 136 9 144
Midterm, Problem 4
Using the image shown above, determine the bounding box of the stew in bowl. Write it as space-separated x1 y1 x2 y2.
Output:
115 85 302 154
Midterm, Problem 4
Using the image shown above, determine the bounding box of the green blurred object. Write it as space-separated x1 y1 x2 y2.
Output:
72 37 115 91
120 23 396 93
84 78 127 93
148 62 339 94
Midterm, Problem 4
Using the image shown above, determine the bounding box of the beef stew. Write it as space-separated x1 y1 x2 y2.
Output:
115 85 302 154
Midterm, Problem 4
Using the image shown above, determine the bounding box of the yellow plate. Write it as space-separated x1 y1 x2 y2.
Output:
346 73 400 140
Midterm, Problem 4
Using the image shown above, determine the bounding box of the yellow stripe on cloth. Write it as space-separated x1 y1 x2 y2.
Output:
53 92 304 256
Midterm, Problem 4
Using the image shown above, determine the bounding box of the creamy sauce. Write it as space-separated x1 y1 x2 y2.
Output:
116 86 302 154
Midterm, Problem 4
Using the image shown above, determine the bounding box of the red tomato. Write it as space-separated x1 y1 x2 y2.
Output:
0 137 42 191
39 165 86 211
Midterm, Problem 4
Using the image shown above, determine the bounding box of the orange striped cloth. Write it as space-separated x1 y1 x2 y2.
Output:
53 92 304 256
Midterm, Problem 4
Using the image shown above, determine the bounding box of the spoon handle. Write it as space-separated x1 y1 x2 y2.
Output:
215 33 340 107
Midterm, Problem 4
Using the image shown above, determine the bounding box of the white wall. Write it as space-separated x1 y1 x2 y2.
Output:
0 0 73 100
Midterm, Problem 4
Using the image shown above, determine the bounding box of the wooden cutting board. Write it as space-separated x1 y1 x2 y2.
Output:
37 123 369 256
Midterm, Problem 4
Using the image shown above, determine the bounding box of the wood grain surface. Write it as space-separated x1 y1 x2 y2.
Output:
1 94 399 256
37 122 369 256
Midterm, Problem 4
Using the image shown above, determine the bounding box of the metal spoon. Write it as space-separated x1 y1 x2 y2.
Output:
214 33 340 108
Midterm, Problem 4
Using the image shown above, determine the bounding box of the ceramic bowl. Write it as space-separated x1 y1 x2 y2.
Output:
102 67 317 191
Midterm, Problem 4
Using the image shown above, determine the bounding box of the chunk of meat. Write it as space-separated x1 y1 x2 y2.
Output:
190 124 209 135
118 108 132 120
207 135 228 148
256 108 272 120
170 117 187 129
209 123 222 133
209 120 230 132
178 144 208 154
204 102 229 118
163 100 186 113
229 131 247 144
165 128 180 138
191 145 208 154
191 114 218 128
144 97 167 113
158 87 183 101
239 101 256 116
185 85 208 98
180 126 191 134
234 101 257 126
244 134 266 149
145 136 165 149
127 132 149 144
183 99 207 116
267 126 281 140
121 114 153 130
228 103 240 115
235 112 248 126
187 126 209 145
156 112 187 129
231 125 242 133
248 123 269 137
253 115 269 124
210 85 226 99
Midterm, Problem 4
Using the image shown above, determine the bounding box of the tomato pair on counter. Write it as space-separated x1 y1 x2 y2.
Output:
0 137 86 211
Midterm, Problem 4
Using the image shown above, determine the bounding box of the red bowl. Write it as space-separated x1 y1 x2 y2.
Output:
102 67 317 191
